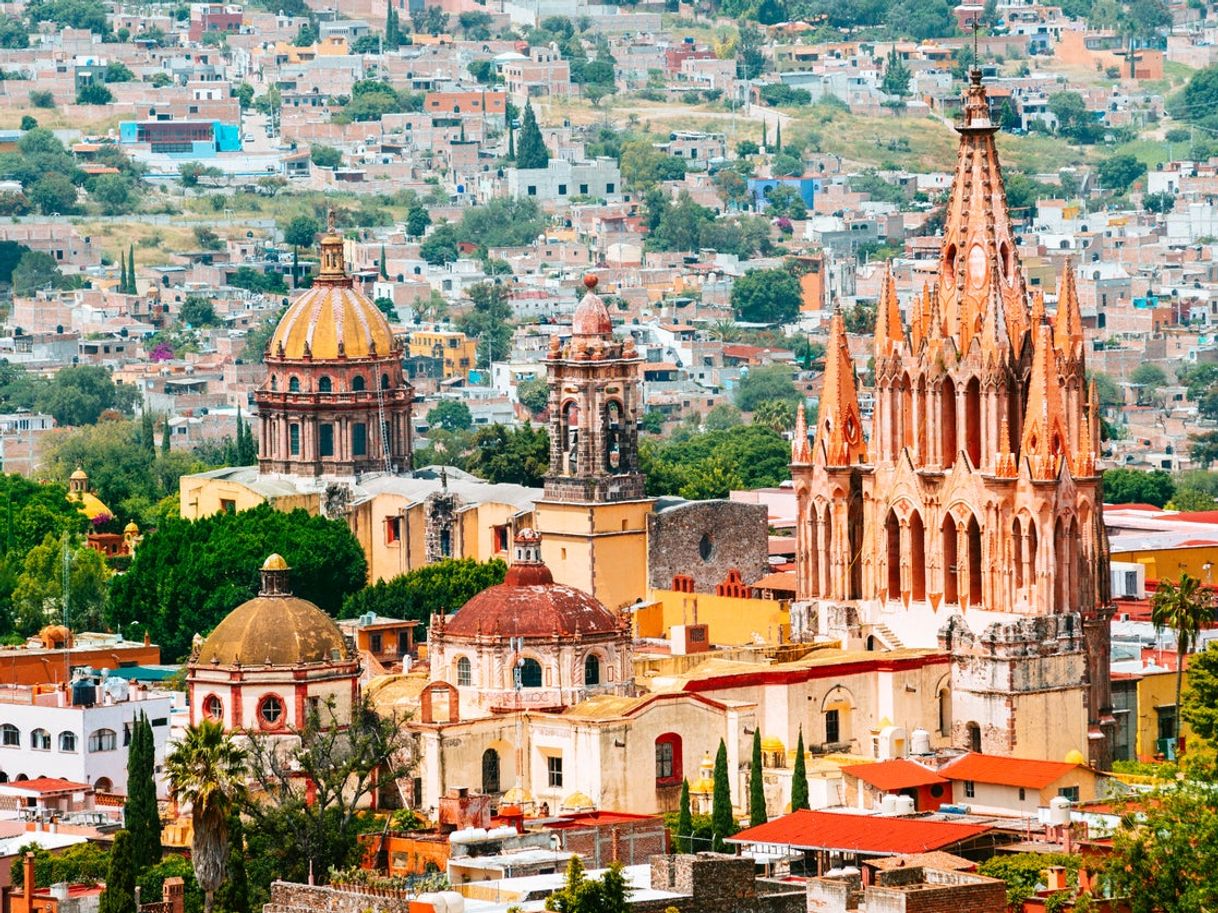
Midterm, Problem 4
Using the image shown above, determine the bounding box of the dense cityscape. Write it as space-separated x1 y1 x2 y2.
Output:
0 0 1215 910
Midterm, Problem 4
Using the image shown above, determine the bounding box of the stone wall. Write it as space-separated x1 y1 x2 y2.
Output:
557 821 668 868
649 854 804 913
648 500 769 592
264 881 411 913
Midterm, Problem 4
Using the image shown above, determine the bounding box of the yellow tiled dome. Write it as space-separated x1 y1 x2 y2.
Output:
269 284 395 361
268 224 395 361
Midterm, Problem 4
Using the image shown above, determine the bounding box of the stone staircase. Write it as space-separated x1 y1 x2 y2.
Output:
869 622 905 650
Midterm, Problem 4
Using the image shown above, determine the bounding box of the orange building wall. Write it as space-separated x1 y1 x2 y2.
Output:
0 644 160 686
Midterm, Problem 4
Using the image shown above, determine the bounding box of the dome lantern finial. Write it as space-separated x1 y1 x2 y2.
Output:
260 553 292 596
315 211 349 286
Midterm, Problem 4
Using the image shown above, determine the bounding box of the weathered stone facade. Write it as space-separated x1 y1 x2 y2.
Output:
647 500 770 592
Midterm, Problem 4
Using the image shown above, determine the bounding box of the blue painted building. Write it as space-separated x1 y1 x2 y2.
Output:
747 175 817 211
119 120 241 156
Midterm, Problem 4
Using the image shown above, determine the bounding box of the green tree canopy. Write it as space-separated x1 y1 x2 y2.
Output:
735 364 802 412
642 424 790 498
11 534 110 636
108 504 367 660
427 400 473 432
1099 152 1148 191
1103 467 1175 507
464 424 549 486
342 557 506 635
731 269 802 325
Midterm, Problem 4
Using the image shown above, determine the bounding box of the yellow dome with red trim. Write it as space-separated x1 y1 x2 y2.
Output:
268 224 395 361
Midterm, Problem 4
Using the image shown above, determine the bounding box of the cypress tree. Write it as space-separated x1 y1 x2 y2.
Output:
791 728 809 811
119 256 127 295
749 729 766 827
140 410 155 459
161 419 171 455
774 121 782 154
124 714 162 871
710 738 736 852
507 117 515 160
515 102 550 169
380 244 388 279
99 830 137 913
762 120 767 150
215 812 250 913
127 246 137 294
676 778 692 853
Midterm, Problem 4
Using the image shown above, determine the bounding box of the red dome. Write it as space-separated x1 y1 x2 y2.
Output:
443 570 622 639
572 275 612 336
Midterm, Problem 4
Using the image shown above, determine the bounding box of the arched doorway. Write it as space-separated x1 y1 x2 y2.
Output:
482 748 501 794
965 722 981 753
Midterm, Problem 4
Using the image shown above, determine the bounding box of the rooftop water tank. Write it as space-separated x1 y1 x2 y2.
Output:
1049 796 1072 826
910 728 932 755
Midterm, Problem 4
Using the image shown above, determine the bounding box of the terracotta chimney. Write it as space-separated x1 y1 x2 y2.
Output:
1045 866 1068 892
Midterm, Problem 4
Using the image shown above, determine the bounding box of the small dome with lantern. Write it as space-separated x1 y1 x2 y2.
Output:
427 530 634 712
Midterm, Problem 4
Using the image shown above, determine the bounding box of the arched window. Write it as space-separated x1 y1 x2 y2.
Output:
966 721 982 753
655 732 682 784
0 724 18 747
967 515 982 607
885 510 901 599
604 400 623 471
381 373 390 390
482 748 500 793
456 657 472 687
94 777 113 793
203 694 223 722
30 729 50 751
941 377 957 466
519 658 542 688
352 375 366 392
318 376 332 393
288 376 300 393
965 377 982 467
909 511 926 602
271 375 278 391
59 732 77 752
938 688 951 737
942 515 959 605
584 654 600 686
258 695 285 727
88 729 116 752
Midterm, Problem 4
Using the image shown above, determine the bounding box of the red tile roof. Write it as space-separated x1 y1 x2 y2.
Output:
840 759 949 792
941 753 1081 789
728 809 990 855
1 777 90 794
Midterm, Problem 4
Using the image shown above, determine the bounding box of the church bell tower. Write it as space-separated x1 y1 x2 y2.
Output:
535 276 654 610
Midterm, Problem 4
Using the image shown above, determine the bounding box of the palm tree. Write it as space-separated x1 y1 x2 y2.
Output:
1151 573 1216 740
165 721 247 913
753 399 795 432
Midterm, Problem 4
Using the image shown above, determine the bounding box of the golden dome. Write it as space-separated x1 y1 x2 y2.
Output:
124 521 139 534
268 218 395 362
269 284 395 361
1064 749 1086 766
560 791 595 812
761 736 785 754
502 782 532 805
195 559 348 667
70 467 88 481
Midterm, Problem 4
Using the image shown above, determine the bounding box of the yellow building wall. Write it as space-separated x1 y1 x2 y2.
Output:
638 589 790 645
1135 667 1192 759
180 475 269 519
408 332 478 380
1111 544 1218 584
535 498 652 610
1012 688 1090 764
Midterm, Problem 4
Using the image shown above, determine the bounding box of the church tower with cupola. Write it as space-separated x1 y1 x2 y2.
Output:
790 70 1114 767
254 215 413 478
534 276 654 611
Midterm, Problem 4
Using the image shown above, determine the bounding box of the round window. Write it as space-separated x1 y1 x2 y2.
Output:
699 533 713 561
930 784 944 798
259 696 284 727
203 694 223 722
